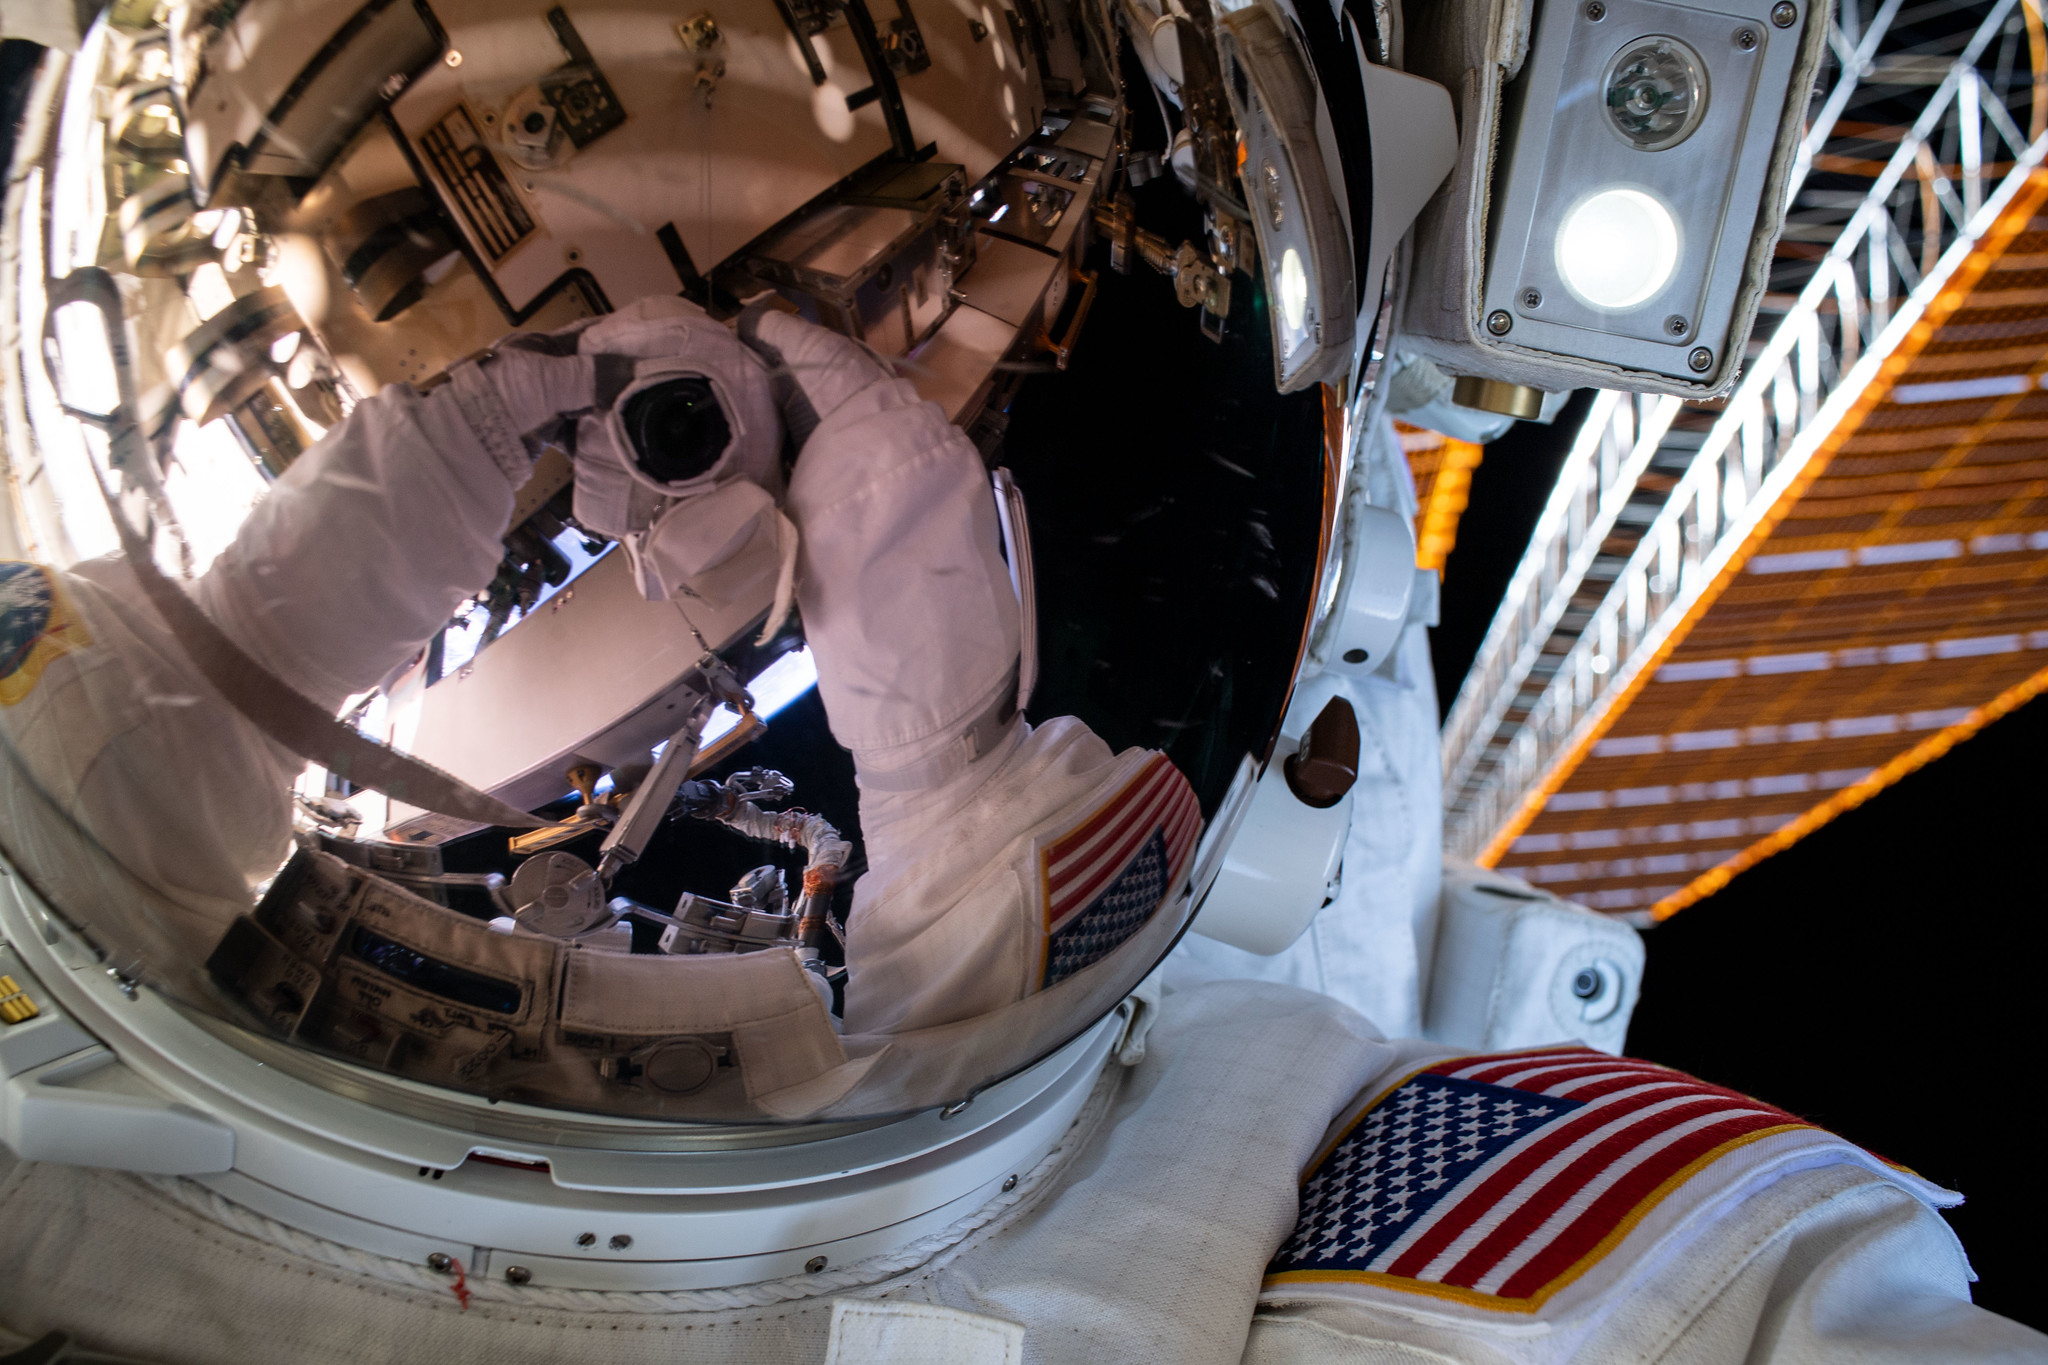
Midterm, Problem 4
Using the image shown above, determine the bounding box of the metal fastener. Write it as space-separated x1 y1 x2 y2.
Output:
1688 347 1714 372
505 1265 533 1285
445 50 464 67
426 1253 454 1273
610 1234 633 1250
1002 1174 1019 1192
1665 314 1688 337
576 1232 596 1247
1521 287 1542 309
1486 310 1513 336
1572 968 1602 999
1584 1 1605 19
806 1255 829 1273
1771 1 1797 25
1734 26 1758 49
940 1098 973 1119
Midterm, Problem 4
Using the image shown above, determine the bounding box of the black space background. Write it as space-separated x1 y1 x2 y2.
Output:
6 30 2042 1335
1435 395 2048 1332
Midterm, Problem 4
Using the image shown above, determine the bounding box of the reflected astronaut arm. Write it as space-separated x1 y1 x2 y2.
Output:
739 311 1198 1036
745 307 1022 793
0 350 596 963
194 349 597 713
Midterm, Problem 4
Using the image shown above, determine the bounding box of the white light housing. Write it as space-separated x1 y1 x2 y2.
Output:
1215 0 1355 392
1475 0 1811 385
1395 0 1824 395
1555 187 1681 310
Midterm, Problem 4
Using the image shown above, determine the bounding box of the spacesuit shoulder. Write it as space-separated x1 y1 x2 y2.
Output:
0 557 181 780
0 560 97 709
1254 1045 1972 1352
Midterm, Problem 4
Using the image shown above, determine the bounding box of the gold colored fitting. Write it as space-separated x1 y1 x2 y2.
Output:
0 974 40 1025
1451 376 1545 420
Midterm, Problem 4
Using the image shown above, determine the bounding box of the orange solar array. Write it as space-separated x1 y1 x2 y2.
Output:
1492 172 2048 918
1400 423 1483 574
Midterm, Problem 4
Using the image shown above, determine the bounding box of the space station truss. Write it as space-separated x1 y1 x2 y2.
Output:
1443 0 2048 918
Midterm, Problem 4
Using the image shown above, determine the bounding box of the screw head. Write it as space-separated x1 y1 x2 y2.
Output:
1771 1 1796 25
609 1234 633 1250
1002 1174 1019 1192
1584 1 1605 19
576 1232 596 1247
426 1252 454 1273
505 1265 533 1286
1520 287 1542 309
444 49 464 67
1572 968 1602 999
1688 346 1714 372
1665 314 1688 337
1486 309 1513 336
1734 26 1759 49
806 1255 829 1273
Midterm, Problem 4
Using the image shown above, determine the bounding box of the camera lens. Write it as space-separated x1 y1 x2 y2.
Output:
1604 37 1708 151
621 376 731 485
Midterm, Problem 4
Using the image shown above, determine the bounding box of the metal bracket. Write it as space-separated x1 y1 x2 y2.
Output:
1036 266 1099 370
773 0 848 85
540 6 627 148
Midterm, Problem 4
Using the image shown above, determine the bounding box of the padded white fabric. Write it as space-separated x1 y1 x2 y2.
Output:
823 1301 1023 1365
3 982 2038 1363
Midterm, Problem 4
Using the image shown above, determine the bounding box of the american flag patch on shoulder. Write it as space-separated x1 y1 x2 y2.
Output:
1265 1046 1922 1314
1038 753 1200 987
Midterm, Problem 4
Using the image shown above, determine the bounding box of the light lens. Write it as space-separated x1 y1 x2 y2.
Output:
1603 37 1708 151
1278 247 1309 333
1555 188 1679 310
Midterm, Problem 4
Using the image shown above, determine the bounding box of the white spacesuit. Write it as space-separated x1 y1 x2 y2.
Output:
0 299 1196 1048
0 310 2042 1364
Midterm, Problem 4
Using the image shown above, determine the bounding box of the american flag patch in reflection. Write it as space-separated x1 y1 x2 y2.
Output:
1267 1047 1824 1311
1039 754 1201 987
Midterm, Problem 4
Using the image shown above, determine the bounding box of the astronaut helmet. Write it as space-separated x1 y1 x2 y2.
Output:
0 0 1421 1292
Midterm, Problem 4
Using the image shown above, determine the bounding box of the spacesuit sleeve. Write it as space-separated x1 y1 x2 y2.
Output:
193 377 532 713
0 371 566 979
753 313 1203 1036
769 316 1022 789
1656 1180 2048 1364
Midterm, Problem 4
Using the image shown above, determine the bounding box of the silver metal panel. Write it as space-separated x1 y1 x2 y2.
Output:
404 538 775 814
1481 0 1801 379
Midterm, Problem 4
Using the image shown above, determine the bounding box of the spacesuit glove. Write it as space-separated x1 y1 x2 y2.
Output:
444 345 599 489
737 305 894 450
